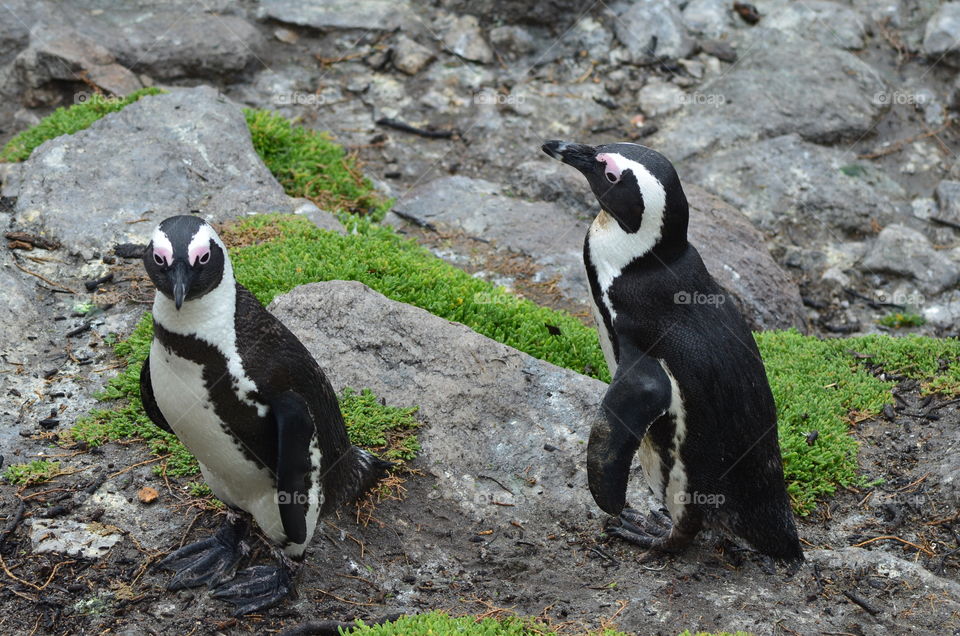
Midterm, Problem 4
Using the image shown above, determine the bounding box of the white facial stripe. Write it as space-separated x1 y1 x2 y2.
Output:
586 152 669 324
151 228 174 265
187 224 216 266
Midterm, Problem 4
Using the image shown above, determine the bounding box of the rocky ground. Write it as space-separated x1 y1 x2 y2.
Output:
0 1 959 634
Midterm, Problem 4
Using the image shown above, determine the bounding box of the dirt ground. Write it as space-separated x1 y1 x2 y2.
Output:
1 368 958 636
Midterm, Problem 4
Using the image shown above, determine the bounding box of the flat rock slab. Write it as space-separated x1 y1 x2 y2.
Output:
651 28 887 161
260 0 417 31
685 184 807 332
390 175 590 302
392 175 806 332
270 280 609 523
30 518 123 559
685 133 905 237
11 86 294 258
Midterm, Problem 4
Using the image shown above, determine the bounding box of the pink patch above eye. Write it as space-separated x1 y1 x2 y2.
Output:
596 153 621 181
189 246 210 266
153 246 173 266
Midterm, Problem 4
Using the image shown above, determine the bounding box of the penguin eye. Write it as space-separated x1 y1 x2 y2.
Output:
153 252 165 266
198 252 210 265
605 171 619 184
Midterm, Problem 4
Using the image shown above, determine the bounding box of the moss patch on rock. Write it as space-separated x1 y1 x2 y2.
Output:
0 88 164 162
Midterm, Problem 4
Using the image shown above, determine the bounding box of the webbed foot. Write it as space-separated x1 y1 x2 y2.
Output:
158 517 248 590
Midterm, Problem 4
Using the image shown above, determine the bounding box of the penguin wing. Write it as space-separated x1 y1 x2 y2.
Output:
139 355 173 435
587 344 672 514
271 391 315 545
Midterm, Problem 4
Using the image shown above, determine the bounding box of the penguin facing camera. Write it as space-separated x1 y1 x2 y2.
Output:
542 140 803 564
140 215 391 615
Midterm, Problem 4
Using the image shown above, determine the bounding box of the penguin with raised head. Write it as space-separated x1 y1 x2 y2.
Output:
140 215 391 615
541 141 803 562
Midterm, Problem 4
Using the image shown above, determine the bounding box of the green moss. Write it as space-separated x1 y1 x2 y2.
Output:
343 612 628 635
340 388 421 461
0 88 164 162
228 214 610 382
2 460 62 486
244 109 391 219
878 312 926 329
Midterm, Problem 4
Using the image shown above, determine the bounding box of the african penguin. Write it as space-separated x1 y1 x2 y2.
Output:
140 215 391 615
541 140 803 563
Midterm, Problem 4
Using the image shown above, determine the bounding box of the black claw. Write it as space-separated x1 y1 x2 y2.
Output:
211 564 295 616
159 518 247 590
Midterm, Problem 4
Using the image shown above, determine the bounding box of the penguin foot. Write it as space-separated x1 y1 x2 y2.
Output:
605 507 691 555
211 563 295 616
159 518 247 590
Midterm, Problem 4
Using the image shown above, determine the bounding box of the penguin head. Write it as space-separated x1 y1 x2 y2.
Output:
144 215 227 310
541 140 688 254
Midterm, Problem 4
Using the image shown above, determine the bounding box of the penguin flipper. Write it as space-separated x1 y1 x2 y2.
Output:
139 355 173 435
271 391 314 546
587 345 671 516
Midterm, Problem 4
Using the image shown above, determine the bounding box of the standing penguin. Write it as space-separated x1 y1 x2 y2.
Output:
140 215 391 614
541 141 803 562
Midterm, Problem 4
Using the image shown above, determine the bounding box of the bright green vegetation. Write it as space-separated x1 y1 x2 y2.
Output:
878 312 926 329
245 108 391 220
2 459 62 486
341 388 421 461
341 613 748 636
343 612 627 636
0 87 164 162
757 331 960 512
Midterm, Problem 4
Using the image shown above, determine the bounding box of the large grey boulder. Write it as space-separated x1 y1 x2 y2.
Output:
923 2 960 67
685 134 904 237
612 0 696 64
10 24 142 103
392 175 806 332
11 86 294 258
685 184 807 332
650 28 887 161
762 0 867 50
270 281 608 522
82 13 264 80
4 0 266 81
390 175 590 302
0 0 33 69
860 224 960 294
260 0 416 31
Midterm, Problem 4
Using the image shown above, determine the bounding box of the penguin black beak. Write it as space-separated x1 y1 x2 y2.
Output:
170 260 191 310
541 140 597 173
586 411 643 516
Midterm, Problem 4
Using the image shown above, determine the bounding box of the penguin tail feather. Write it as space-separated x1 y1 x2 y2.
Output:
343 446 394 502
